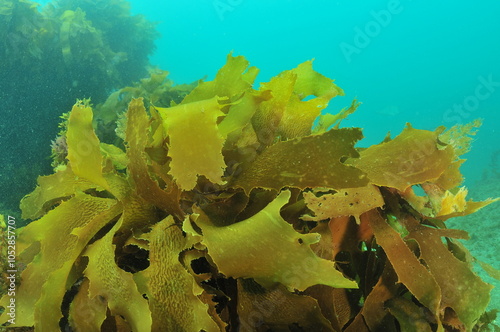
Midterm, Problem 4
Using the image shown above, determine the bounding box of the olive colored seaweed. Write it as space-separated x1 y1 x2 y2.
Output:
1 54 499 331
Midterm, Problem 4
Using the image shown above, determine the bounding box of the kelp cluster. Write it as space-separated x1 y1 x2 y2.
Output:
49 70 198 168
0 0 158 212
1 54 499 331
94 69 199 146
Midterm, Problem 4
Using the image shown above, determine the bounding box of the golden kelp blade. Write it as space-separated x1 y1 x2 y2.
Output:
156 97 227 190
19 165 96 220
233 128 368 192
84 218 152 332
439 119 482 157
291 60 344 99
251 60 343 143
66 100 110 191
237 280 335 331
304 185 385 224
182 53 258 104
68 278 107 330
196 190 358 291
1 54 498 331
125 98 183 219
405 217 493 331
314 99 360 134
402 184 499 220
353 125 455 191
368 210 441 316
0 193 119 328
134 216 219 332
218 89 272 139
277 60 344 139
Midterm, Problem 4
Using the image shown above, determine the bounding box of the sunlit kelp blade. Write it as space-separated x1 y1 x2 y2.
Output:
100 143 129 170
276 60 344 139
233 128 368 192
181 53 258 104
314 99 360 134
134 216 220 332
0 192 119 327
84 219 152 332
156 97 227 190
252 60 344 143
303 185 385 224
291 60 344 99
352 125 455 191
433 159 464 190
66 100 110 191
402 182 500 220
439 119 482 157
19 165 96 220
196 190 358 291
218 89 272 139
124 98 183 219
